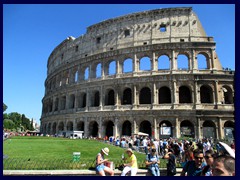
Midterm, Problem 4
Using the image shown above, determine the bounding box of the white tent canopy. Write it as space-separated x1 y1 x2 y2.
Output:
132 132 149 136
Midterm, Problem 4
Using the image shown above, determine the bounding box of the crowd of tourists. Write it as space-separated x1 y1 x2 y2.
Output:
95 135 235 176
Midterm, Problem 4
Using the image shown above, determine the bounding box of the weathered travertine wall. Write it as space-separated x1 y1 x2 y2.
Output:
41 7 234 140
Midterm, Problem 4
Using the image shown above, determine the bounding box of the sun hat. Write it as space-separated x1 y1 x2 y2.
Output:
102 147 109 156
126 148 134 154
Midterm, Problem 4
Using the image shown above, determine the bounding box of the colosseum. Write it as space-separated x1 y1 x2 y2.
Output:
41 7 235 141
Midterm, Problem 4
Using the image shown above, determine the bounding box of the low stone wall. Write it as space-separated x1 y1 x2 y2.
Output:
3 168 182 176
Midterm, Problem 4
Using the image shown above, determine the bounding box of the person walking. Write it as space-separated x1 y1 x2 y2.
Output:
121 148 138 176
95 147 114 176
145 148 160 176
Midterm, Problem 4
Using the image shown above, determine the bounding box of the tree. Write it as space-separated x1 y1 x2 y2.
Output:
3 119 15 130
3 103 7 112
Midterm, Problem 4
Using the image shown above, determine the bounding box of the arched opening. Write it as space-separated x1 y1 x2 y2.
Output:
60 96 66 110
139 120 152 136
197 54 208 70
96 63 102 78
200 85 213 103
123 58 133 73
222 86 233 104
140 56 151 71
58 122 64 132
75 71 78 82
89 121 98 137
77 121 84 131
122 121 132 136
122 88 132 105
105 89 115 105
84 67 89 80
78 93 86 108
177 54 189 70
67 121 73 131
180 120 194 138
179 86 192 103
140 87 151 104
159 121 173 139
105 121 114 137
158 55 170 70
159 86 171 103
202 121 216 139
69 94 75 109
109 61 116 75
224 121 234 141
94 91 100 107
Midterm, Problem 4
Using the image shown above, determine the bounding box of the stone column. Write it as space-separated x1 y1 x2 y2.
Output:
114 118 119 137
210 48 215 70
133 120 137 134
73 119 77 131
152 83 157 105
197 117 201 139
172 80 178 104
175 117 179 138
52 97 56 113
217 117 224 139
133 54 139 72
86 90 89 111
214 80 220 105
74 91 78 110
116 59 121 76
194 80 200 104
84 117 89 138
100 86 103 110
101 61 105 79
89 64 93 79
115 87 120 108
65 93 69 110
153 118 157 139
152 52 157 71
133 85 138 106
171 50 177 70
98 117 103 138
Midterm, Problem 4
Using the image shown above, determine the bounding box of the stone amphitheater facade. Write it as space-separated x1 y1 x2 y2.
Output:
41 7 234 140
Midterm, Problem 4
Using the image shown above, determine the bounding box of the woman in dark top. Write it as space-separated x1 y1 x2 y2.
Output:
163 148 176 176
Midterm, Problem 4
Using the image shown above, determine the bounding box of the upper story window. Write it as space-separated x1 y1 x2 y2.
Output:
96 37 101 44
75 45 79 52
160 25 166 32
61 53 64 59
124 29 130 37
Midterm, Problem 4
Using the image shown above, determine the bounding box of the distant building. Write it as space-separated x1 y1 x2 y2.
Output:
41 7 234 141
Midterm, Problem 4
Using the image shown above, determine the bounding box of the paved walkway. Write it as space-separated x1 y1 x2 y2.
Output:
3 168 182 176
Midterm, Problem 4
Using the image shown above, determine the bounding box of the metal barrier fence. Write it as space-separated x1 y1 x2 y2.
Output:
3 158 174 170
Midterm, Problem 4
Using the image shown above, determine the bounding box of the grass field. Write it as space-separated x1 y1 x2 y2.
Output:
3 136 169 170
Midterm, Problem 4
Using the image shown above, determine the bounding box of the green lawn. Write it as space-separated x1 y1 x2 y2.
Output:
3 136 169 170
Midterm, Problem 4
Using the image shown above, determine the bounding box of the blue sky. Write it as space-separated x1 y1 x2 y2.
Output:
3 4 235 124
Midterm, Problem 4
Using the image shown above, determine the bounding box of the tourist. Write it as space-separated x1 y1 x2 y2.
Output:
163 148 176 176
212 155 235 176
145 148 160 176
95 147 114 176
121 148 138 176
201 149 215 176
180 149 206 176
